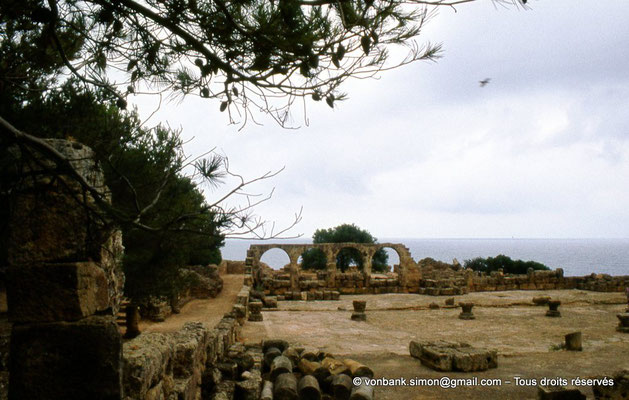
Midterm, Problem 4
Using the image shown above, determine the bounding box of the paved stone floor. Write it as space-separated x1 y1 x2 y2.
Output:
242 290 629 399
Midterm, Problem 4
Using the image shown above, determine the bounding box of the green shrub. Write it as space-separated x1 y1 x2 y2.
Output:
464 254 550 275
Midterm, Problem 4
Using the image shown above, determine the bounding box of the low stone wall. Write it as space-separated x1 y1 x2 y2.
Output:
122 284 252 400
261 267 629 297
221 260 246 275
470 270 629 293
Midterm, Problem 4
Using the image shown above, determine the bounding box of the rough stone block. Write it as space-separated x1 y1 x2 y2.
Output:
452 348 498 372
6 140 121 269
7 262 110 323
537 385 586 399
592 369 629 400
409 340 497 372
174 375 201 400
10 316 122 400
173 322 209 379
235 370 262 400
123 332 175 399
212 380 235 400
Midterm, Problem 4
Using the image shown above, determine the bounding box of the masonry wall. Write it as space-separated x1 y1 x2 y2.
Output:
121 285 251 400
470 270 629 293
6 139 124 399
259 264 628 297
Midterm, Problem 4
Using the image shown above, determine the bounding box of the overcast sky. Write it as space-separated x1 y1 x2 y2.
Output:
132 0 629 239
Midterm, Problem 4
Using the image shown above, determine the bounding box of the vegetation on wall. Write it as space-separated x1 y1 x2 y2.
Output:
301 223 389 273
464 255 551 275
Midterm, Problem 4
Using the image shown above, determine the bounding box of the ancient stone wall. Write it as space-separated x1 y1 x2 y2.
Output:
470 269 629 293
247 243 420 295
249 244 628 297
5 139 124 399
121 285 252 400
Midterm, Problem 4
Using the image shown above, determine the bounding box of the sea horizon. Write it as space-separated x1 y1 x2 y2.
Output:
221 237 629 277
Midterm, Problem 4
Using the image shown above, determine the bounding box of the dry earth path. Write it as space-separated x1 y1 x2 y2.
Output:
138 274 244 334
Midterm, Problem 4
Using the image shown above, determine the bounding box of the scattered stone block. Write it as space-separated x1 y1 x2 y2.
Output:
343 359 373 378
537 385 585 399
458 302 475 320
349 380 374 400
533 296 552 306
263 339 289 353
617 314 629 333
351 300 367 321
592 369 629 400
331 374 353 400
351 312 367 321
271 355 293 381
264 347 282 368
564 332 582 351
409 340 497 372
298 359 330 384
261 380 273 400
298 375 322 400
282 346 301 366
248 301 264 322
445 298 455 306
546 300 562 317
429 302 440 309
235 370 262 400
263 296 278 308
274 372 298 400
322 357 350 376
301 346 319 361
353 300 366 312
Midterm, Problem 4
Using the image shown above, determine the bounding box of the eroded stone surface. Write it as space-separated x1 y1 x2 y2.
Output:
592 369 629 400
10 316 122 400
7 262 110 323
409 340 497 372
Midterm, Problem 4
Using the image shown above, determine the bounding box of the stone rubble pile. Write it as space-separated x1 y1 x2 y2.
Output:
259 339 376 400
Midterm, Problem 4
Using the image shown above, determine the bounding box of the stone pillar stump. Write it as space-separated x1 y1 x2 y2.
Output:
458 302 475 320
546 300 561 317
351 300 367 321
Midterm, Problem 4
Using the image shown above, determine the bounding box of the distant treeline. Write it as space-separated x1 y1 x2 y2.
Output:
464 255 551 275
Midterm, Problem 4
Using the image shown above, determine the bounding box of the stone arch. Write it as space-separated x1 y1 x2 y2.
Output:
373 245 402 273
246 242 418 291
297 247 328 272
259 247 291 271
331 243 367 273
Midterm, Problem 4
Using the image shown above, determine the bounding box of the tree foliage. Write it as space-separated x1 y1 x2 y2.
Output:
464 255 551 275
301 223 389 272
0 80 226 300
0 0 525 126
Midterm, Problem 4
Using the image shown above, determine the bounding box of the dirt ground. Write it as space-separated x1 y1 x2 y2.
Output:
138 274 244 334
241 289 629 400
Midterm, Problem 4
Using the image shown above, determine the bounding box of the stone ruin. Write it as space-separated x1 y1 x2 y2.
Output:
409 340 498 373
4 139 124 399
246 244 629 297
246 243 437 296
257 339 376 400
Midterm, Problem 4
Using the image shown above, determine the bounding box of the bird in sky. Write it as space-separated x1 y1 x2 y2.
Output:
479 78 491 87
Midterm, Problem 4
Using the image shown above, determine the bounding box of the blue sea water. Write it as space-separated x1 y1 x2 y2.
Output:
221 238 629 277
